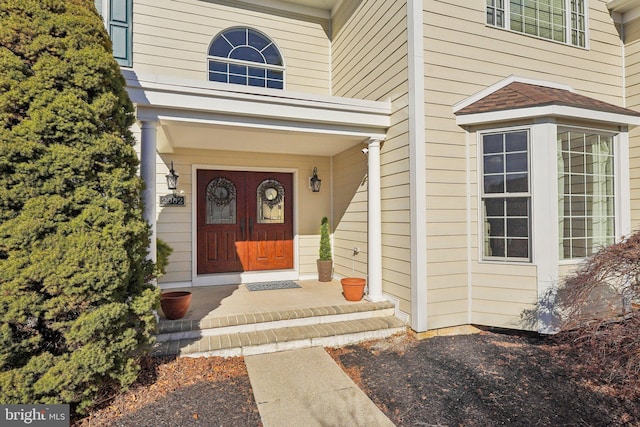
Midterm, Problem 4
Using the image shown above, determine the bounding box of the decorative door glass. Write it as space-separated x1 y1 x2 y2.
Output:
257 179 284 223
206 177 236 224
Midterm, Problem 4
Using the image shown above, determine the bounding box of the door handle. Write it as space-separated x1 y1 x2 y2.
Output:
239 217 244 240
249 217 253 236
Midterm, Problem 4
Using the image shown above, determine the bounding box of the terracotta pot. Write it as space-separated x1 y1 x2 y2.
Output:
341 277 366 301
160 291 192 320
317 259 333 282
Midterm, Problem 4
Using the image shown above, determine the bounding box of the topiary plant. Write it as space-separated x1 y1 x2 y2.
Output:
156 238 174 276
319 216 332 261
0 0 159 413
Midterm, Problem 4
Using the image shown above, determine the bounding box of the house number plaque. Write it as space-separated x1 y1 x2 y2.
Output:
160 194 185 207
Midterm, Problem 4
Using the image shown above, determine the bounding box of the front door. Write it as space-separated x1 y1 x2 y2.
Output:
197 170 294 274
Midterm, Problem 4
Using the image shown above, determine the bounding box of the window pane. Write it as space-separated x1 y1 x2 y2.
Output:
506 198 528 216
507 238 529 258
210 38 232 57
224 28 247 46
484 154 504 174
483 134 503 153
506 173 528 192
506 131 528 151
507 218 529 237
485 198 505 216
485 175 504 193
506 152 527 172
230 46 265 63
262 45 283 66
248 29 270 50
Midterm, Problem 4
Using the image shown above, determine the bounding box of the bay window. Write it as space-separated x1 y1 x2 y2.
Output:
558 128 615 259
481 130 531 261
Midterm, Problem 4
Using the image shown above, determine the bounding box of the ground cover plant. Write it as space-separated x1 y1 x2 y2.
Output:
0 0 159 413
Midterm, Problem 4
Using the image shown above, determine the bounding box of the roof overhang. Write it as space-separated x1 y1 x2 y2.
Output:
608 0 640 23
123 70 391 156
454 75 640 128
455 104 640 127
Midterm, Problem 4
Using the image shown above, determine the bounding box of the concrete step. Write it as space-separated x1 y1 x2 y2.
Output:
152 301 405 357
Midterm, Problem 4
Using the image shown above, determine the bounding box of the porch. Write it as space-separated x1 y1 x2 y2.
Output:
153 280 406 357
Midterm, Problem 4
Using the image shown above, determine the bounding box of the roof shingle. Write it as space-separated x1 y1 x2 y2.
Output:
455 82 640 117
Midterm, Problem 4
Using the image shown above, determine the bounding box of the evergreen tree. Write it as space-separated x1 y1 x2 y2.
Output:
0 0 159 411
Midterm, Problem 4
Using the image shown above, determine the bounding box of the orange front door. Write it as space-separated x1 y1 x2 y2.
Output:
197 170 293 274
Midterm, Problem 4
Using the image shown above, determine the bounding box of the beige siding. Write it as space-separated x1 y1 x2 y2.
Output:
331 0 411 315
137 126 332 284
132 0 331 94
424 0 626 330
626 17 640 229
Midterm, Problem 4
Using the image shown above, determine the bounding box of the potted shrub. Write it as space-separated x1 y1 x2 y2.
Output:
317 216 333 282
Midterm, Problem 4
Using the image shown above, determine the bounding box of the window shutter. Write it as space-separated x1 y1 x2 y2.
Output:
109 0 132 67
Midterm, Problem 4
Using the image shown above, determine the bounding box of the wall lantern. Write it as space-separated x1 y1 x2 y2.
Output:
309 167 321 192
166 161 179 191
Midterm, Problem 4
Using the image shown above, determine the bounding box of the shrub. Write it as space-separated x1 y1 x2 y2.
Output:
156 239 173 276
0 0 159 412
319 216 332 261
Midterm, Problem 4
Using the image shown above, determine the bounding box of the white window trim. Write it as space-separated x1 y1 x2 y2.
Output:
477 125 533 264
486 0 590 49
206 27 287 90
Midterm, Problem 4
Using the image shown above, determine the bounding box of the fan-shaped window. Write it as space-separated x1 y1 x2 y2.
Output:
208 28 284 89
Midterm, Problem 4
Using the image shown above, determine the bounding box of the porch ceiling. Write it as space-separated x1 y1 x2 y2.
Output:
159 120 366 156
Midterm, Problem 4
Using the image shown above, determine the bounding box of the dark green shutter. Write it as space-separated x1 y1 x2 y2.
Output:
109 0 132 67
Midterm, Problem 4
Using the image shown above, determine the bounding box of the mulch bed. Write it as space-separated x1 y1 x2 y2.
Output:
72 356 261 427
73 330 640 426
328 331 640 426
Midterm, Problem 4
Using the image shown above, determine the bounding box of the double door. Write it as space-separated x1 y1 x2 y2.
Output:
197 170 293 274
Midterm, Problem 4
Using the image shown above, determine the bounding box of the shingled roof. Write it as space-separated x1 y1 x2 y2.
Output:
455 81 640 117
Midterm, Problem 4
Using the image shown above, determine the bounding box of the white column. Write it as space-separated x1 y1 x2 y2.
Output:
140 120 157 263
366 138 384 302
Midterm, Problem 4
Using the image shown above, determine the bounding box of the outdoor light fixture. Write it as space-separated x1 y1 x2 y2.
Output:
309 167 321 192
166 161 179 191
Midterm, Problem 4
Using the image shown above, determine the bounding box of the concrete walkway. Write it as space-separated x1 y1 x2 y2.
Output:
245 347 395 427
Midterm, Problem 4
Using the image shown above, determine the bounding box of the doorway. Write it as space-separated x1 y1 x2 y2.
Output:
196 170 294 274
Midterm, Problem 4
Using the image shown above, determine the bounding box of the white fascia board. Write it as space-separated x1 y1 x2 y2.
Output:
452 75 574 114
455 105 640 127
124 74 390 132
152 111 387 140
236 0 330 20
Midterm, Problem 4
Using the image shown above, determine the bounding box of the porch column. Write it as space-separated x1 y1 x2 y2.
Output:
366 138 384 302
140 120 157 263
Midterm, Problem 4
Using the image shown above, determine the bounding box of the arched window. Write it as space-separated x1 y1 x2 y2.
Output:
208 28 284 89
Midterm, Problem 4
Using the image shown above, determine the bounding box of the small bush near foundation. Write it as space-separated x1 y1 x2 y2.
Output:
550 231 640 398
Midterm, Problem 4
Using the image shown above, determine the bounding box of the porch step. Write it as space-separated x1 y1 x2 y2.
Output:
152 301 405 357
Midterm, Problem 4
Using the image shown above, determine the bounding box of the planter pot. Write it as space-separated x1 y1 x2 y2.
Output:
160 291 192 320
317 259 333 282
341 277 366 301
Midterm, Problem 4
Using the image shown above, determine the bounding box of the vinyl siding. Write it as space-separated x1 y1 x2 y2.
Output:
331 0 411 315
133 122 332 283
626 16 640 228
131 0 331 94
424 0 626 330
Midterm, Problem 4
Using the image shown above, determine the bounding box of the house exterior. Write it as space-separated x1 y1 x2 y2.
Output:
95 0 640 334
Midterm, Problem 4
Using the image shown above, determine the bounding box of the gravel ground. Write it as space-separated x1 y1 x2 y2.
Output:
74 331 640 427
